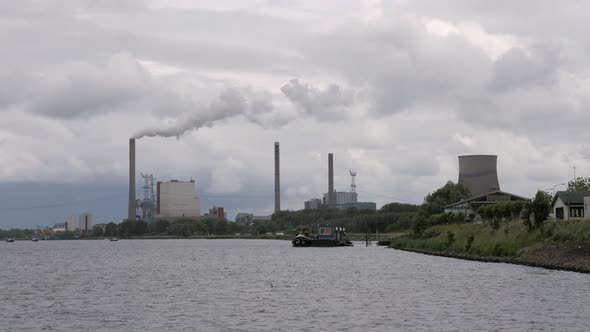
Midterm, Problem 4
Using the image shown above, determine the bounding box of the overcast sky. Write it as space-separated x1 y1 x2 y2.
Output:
1 0 590 228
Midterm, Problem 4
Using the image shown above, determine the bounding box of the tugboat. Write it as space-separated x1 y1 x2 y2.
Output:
292 224 353 247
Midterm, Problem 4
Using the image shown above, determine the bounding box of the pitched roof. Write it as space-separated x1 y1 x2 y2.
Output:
552 191 590 206
444 190 529 209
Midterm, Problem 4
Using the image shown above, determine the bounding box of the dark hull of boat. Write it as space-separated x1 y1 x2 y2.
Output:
292 237 353 247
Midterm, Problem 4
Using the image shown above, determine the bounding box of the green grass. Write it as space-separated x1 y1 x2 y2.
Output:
391 219 590 257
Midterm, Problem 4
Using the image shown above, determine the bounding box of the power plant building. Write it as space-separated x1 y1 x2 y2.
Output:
79 213 93 231
156 179 201 220
323 191 358 207
305 198 322 209
445 154 528 221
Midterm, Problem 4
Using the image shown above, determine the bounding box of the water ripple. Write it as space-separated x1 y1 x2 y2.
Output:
0 239 588 331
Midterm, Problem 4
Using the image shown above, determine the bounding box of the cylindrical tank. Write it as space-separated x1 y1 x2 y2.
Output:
458 155 500 197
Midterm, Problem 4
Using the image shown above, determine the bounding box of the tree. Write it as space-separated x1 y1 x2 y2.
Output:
422 181 471 216
104 222 117 237
91 226 104 237
523 190 552 231
567 177 590 192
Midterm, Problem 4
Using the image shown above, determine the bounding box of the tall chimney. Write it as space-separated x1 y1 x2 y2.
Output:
328 153 335 208
274 142 280 213
128 138 136 221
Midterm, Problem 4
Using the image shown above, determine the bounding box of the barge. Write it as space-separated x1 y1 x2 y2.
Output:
292 225 353 247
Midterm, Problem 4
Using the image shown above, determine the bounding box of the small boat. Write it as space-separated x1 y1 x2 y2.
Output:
292 225 353 247
6 238 15 243
109 238 118 242
31 237 39 242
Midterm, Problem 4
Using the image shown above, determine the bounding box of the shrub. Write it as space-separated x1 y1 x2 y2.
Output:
446 231 455 248
465 234 475 251
422 228 441 239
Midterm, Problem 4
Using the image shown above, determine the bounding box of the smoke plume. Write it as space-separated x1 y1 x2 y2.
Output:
133 88 271 139
133 79 353 139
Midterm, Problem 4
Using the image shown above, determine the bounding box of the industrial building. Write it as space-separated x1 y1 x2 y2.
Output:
235 213 254 225
79 213 93 231
445 155 527 221
66 215 77 231
323 191 358 206
304 198 322 209
444 190 528 221
206 206 225 220
156 179 201 220
303 156 376 210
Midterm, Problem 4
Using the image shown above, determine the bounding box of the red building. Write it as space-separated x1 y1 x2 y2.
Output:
208 206 225 220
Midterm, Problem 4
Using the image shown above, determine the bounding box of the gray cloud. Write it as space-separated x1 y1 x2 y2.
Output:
489 46 559 91
280 79 354 120
28 53 151 118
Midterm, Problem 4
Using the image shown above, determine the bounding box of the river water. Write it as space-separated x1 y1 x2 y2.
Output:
1 239 588 331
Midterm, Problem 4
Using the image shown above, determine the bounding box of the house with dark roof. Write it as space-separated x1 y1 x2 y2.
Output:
444 190 529 222
551 191 590 221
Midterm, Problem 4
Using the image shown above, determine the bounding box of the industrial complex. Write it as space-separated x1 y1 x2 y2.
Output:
122 139 378 226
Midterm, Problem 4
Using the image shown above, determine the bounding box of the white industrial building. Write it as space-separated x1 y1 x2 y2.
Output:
66 215 77 231
156 179 201 220
323 191 358 207
79 213 93 231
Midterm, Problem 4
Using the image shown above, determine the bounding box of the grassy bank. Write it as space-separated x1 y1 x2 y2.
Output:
391 219 590 272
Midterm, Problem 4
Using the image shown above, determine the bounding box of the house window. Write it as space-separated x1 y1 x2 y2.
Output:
569 207 584 218
556 207 564 220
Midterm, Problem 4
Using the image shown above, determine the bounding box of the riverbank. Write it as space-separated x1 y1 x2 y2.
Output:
391 220 590 273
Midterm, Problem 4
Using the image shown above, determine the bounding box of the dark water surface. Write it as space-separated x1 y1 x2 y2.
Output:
1 239 588 331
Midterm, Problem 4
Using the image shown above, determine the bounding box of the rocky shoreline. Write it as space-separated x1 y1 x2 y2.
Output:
393 241 590 274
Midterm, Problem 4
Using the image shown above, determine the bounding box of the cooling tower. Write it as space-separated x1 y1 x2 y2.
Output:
328 153 335 208
458 155 500 197
128 138 136 221
274 142 280 213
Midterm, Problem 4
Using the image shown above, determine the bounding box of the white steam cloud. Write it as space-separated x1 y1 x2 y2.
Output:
133 88 272 139
133 79 354 139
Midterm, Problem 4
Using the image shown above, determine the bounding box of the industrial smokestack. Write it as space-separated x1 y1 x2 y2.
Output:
128 138 136 221
274 142 280 213
328 153 334 208
458 155 500 197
